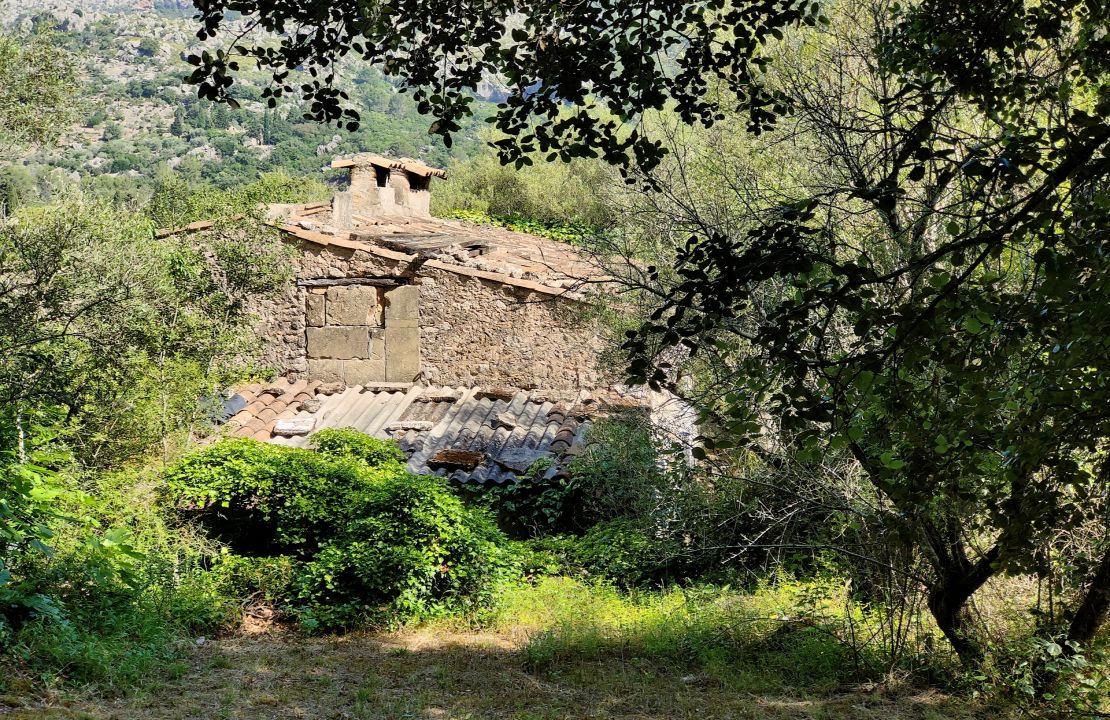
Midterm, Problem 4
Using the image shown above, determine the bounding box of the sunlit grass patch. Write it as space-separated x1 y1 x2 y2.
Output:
494 575 897 694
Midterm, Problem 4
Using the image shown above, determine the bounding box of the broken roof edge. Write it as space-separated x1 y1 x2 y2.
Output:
278 223 600 300
331 153 448 179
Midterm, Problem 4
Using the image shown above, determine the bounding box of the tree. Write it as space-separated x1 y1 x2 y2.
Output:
210 103 231 130
617 0 1110 664
170 106 186 136
102 122 122 142
0 29 78 155
185 0 825 170
137 37 160 58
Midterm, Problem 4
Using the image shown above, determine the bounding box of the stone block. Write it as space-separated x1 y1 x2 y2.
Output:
496 448 553 473
384 285 420 328
384 325 421 382
305 358 343 383
305 293 325 327
306 357 386 385
306 326 368 360
273 417 315 437
344 356 386 384
326 285 379 326
332 191 352 228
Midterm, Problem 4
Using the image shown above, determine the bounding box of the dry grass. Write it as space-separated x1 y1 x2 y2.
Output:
1 626 995 720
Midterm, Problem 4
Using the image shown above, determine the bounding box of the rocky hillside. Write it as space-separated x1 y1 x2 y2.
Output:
1 2 491 205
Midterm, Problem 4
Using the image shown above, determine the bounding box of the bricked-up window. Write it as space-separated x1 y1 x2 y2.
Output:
374 165 389 187
302 280 422 384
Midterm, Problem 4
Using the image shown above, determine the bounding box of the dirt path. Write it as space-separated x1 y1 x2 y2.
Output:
3 629 985 719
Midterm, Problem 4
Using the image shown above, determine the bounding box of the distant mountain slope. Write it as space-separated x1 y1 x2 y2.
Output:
1 2 492 202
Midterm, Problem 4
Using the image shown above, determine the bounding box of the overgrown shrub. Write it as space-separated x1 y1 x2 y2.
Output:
1 468 238 691
163 437 402 555
568 412 666 527
164 434 517 630
573 519 682 588
311 426 406 467
481 413 667 537
295 473 517 629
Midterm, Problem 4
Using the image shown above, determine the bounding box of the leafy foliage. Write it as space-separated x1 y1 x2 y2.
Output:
296 473 517 629
164 438 397 554
186 0 826 170
0 194 291 465
165 435 517 629
480 414 665 537
310 427 406 468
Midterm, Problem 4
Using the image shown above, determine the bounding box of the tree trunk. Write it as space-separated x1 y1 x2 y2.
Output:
927 576 987 664
920 523 1000 666
1067 543 1110 649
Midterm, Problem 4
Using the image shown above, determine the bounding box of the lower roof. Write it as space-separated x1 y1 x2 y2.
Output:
221 378 655 485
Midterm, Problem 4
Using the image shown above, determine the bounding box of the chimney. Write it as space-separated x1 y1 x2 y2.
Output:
330 154 447 220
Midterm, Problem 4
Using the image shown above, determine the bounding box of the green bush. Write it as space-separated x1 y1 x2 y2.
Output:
164 434 517 630
569 412 666 526
1 469 237 692
207 552 297 608
295 474 518 629
481 413 667 537
312 426 406 467
573 519 681 588
164 437 403 555
517 521 682 588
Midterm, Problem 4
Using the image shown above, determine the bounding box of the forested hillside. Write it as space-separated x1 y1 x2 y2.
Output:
2 0 1109 718
1 2 492 212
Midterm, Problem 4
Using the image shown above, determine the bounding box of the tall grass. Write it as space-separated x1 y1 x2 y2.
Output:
493 575 945 694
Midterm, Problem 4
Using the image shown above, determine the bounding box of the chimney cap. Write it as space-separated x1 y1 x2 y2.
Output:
331 153 448 179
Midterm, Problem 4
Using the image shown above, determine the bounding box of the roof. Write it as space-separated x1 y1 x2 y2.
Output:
331 154 448 179
220 378 662 484
277 212 607 296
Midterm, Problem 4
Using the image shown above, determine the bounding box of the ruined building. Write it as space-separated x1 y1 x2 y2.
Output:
175 153 686 485
258 153 607 391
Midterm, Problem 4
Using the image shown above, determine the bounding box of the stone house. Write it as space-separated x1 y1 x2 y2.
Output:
259 153 609 391
166 153 693 484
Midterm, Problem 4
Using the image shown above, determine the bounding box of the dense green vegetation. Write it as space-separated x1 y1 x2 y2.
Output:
165 432 516 629
2 1 1110 718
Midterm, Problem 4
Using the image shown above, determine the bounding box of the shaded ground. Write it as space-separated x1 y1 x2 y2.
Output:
1 628 991 720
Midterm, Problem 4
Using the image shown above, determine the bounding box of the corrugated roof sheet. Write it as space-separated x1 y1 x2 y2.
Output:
221 380 654 484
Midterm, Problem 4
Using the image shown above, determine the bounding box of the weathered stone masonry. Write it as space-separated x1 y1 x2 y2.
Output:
254 240 606 391
249 152 608 392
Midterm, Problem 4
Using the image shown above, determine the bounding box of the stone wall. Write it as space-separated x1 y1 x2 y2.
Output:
252 240 607 390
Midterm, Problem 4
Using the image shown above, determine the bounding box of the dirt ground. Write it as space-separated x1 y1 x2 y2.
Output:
0 627 991 720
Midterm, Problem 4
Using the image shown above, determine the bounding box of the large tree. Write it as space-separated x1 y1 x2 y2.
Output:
616 0 1110 663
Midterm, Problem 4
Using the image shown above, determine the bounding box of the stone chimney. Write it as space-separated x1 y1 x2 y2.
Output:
330 154 447 221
